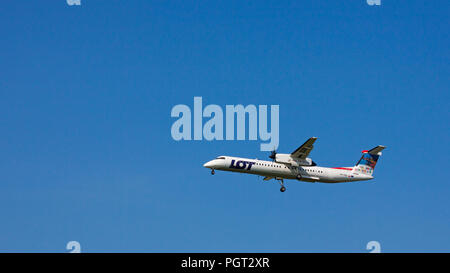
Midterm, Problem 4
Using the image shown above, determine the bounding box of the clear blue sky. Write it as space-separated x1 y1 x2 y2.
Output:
0 1 448 252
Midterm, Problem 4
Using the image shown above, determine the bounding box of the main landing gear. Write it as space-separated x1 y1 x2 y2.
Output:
211 169 215 175
277 179 286 192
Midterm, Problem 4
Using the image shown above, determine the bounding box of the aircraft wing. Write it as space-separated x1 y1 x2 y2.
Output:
291 137 317 159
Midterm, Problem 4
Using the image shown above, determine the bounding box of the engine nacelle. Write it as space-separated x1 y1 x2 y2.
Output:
274 154 316 166
274 153 292 164
293 157 315 166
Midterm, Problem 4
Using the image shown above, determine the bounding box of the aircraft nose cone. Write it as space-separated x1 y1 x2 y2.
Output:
203 160 214 168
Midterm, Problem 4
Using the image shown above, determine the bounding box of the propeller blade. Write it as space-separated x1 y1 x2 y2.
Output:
269 149 276 161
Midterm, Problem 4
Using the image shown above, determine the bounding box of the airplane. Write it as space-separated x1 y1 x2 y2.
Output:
203 137 385 192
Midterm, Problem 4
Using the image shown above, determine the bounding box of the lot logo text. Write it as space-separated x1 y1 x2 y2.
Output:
171 97 279 151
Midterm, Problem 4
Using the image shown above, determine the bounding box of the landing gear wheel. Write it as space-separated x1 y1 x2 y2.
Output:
277 179 286 192
211 169 215 175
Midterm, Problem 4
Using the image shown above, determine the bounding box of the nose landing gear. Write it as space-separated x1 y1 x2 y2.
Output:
211 169 215 175
277 178 286 192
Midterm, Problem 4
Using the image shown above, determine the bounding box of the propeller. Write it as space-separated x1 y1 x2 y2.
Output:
269 149 277 161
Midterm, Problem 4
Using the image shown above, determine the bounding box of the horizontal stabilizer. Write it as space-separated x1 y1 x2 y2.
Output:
367 145 386 155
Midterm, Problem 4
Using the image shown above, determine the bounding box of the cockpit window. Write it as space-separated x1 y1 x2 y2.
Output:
216 156 226 160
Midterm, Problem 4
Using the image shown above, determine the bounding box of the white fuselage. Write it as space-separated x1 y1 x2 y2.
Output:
203 156 373 183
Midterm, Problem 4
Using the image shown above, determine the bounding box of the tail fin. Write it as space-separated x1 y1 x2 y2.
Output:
354 145 385 175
